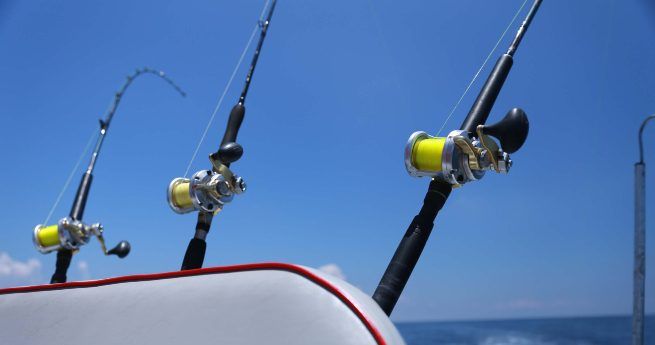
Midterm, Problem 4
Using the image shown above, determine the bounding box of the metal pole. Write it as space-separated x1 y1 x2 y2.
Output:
633 162 645 345
633 114 654 345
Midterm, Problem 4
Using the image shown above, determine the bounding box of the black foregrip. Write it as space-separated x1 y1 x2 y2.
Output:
69 172 93 221
459 54 514 133
372 180 452 315
220 104 246 147
181 238 206 270
181 212 212 270
50 249 73 284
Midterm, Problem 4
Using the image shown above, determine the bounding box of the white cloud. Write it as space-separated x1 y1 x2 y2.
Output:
76 260 90 280
77 261 88 271
318 263 346 281
0 252 41 278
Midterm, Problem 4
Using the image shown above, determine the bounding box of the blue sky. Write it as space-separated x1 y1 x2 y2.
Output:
0 0 654 322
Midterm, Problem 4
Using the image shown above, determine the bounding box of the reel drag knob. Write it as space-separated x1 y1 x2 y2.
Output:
107 240 131 258
480 108 529 153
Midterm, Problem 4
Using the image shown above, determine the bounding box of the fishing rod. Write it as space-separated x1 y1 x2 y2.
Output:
167 0 278 270
373 0 542 315
632 114 654 345
33 67 186 283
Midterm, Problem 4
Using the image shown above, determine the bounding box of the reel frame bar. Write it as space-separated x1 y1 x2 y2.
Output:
372 0 543 315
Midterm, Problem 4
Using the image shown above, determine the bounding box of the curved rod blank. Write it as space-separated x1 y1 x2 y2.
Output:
87 67 186 174
638 114 655 164
103 67 187 128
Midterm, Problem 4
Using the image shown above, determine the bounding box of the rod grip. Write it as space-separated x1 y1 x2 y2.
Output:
459 54 514 133
50 249 73 284
181 212 213 270
181 238 206 270
220 104 246 147
372 180 452 315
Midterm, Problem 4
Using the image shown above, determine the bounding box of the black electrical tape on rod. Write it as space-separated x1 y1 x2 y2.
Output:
372 180 452 315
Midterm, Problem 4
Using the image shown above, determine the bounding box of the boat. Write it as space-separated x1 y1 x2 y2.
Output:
0 1 554 344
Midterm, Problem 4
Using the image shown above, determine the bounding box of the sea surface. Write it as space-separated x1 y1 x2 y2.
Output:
396 315 654 345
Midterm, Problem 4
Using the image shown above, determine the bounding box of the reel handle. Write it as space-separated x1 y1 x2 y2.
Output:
480 107 529 154
107 240 131 258
214 142 243 165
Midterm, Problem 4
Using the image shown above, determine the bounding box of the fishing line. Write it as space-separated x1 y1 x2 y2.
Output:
258 0 272 21
42 128 97 226
436 0 529 136
183 0 271 178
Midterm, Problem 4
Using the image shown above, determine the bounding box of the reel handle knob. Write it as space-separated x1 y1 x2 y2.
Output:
107 240 131 258
215 142 243 165
482 107 529 154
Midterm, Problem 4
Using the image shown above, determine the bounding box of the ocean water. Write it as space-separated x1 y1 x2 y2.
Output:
396 315 654 345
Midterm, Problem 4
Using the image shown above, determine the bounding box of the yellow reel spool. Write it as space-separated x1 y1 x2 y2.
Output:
167 178 195 213
35 224 60 247
405 131 447 176
33 224 63 253
412 137 445 173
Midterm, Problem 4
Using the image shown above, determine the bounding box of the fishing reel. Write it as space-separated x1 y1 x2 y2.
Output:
168 142 246 214
405 108 529 185
33 217 130 258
